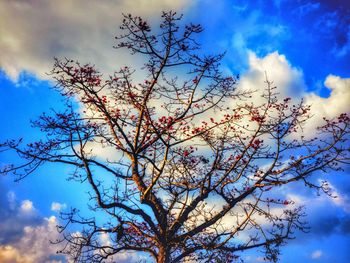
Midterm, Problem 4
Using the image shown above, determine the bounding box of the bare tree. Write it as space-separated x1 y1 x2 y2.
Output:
1 11 349 263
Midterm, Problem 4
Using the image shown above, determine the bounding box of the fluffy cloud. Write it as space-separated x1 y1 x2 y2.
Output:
0 216 63 263
50 202 67 212
0 190 148 262
20 200 35 213
238 51 350 134
0 0 193 80
0 192 65 263
304 75 350 131
0 192 41 244
237 51 306 103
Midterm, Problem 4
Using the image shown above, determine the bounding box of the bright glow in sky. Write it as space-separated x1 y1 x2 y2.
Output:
0 0 349 262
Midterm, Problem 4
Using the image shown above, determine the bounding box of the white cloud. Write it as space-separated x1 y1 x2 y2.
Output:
311 249 323 259
1 192 147 262
50 202 67 212
237 51 350 135
0 194 65 263
0 0 193 81
238 51 305 102
304 75 350 132
20 200 35 213
0 215 64 263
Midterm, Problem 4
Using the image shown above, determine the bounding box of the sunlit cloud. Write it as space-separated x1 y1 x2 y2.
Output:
20 200 35 213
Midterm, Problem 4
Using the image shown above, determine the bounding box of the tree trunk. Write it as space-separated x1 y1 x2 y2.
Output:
157 246 170 263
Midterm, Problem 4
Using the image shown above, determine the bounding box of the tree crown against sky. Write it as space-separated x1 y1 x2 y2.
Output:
1 11 350 263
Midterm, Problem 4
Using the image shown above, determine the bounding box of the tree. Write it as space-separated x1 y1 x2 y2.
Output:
1 11 349 263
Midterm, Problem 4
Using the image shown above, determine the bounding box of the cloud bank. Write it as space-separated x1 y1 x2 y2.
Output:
0 0 192 80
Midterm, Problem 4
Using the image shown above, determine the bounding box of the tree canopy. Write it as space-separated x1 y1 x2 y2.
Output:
1 11 349 263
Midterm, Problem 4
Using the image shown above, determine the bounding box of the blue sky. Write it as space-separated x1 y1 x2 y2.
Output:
0 0 349 262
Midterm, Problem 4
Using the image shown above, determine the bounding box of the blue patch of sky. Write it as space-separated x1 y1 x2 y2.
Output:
0 71 92 218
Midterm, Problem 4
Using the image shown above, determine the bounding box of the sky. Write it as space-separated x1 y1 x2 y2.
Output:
0 0 349 262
